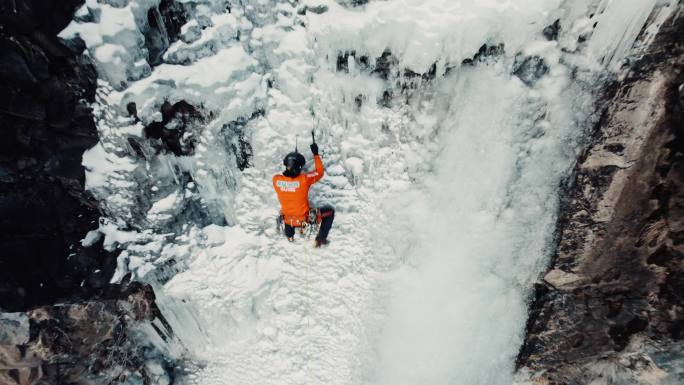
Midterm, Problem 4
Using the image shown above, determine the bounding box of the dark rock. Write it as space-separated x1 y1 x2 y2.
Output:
126 101 141 122
0 38 39 86
512 54 548 86
378 89 392 108
358 54 370 70
45 79 77 128
403 62 436 81
371 50 396 80
543 19 561 41
354 94 364 110
0 0 83 36
60 35 87 55
158 0 187 45
219 110 262 171
336 50 354 72
297 5 329 15
144 0 188 66
0 86 47 120
143 100 205 156
604 143 625 154
336 0 368 7
127 137 146 158
0 283 176 385
30 29 75 59
335 49 436 101
145 7 170 66
460 43 505 67
337 0 369 8
336 51 373 73
145 121 166 140
0 0 120 313
19 38 50 81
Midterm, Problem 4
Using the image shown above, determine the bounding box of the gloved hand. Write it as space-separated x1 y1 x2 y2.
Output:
310 143 319 155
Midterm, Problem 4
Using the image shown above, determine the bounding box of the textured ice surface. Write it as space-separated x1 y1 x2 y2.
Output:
66 0 672 383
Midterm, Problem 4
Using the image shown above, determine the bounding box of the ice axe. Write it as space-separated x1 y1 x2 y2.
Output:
310 129 319 156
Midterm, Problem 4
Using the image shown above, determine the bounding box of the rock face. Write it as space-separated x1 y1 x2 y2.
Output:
517 9 684 384
141 100 205 157
0 1 175 384
144 0 188 66
0 0 119 311
0 283 173 385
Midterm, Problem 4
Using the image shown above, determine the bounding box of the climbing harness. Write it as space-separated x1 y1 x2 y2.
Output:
276 208 324 238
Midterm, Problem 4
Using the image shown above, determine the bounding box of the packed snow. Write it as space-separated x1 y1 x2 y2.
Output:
62 0 677 384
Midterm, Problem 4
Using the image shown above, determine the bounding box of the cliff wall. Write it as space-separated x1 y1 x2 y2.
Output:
518 8 684 384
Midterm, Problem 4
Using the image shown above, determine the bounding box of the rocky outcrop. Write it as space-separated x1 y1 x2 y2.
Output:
0 283 174 385
144 0 188 66
512 54 548 87
0 1 178 383
0 0 119 311
517 8 684 384
140 100 205 157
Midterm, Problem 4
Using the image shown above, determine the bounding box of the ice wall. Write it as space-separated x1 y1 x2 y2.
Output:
60 0 674 383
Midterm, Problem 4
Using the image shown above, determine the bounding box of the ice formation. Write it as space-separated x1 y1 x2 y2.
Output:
60 0 677 383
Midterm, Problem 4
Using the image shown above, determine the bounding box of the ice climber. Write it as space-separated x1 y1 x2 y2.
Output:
273 136 334 247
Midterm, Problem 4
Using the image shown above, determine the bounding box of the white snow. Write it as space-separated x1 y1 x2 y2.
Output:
146 191 183 225
165 12 241 64
81 230 103 247
66 0 671 384
344 157 363 175
116 45 261 116
98 220 150 252
305 0 562 73
82 142 138 191
59 0 148 87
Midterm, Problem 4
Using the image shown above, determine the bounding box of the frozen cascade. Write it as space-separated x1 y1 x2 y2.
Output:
59 0 677 384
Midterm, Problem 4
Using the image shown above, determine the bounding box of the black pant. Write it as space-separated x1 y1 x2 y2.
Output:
284 206 335 241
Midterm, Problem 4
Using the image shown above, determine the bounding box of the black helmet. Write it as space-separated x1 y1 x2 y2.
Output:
283 151 305 175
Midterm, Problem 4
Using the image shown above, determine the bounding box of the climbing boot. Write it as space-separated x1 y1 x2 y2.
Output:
314 239 329 248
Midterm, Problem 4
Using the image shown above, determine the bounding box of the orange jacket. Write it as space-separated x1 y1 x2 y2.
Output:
273 154 324 226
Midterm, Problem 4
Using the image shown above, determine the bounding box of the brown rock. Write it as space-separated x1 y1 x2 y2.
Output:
0 283 166 385
518 6 684 384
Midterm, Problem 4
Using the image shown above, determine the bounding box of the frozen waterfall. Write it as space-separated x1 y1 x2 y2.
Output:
60 0 676 383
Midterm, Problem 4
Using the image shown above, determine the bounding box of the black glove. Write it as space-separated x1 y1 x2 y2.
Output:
310 143 319 155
